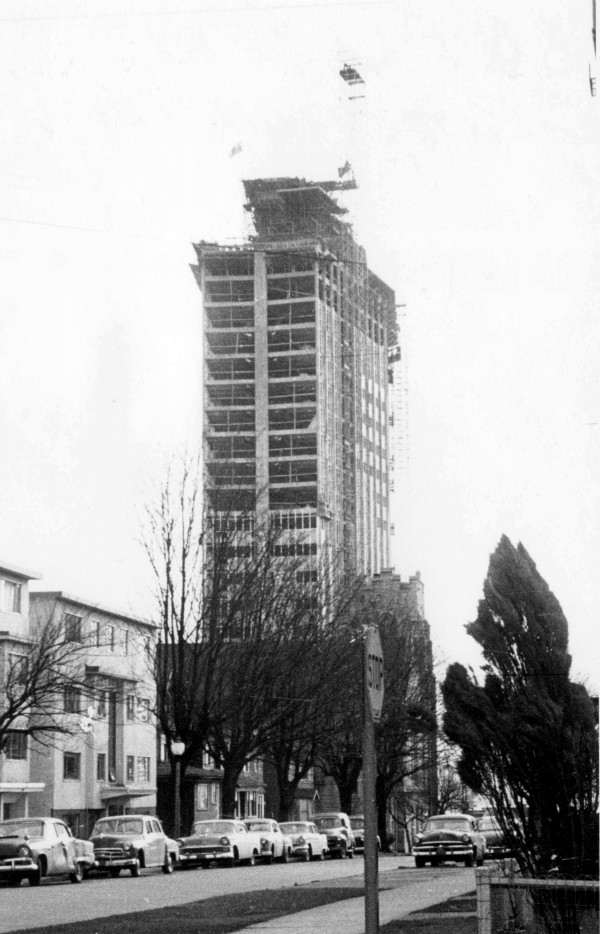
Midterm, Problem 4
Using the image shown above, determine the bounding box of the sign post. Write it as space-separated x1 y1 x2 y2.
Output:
363 627 384 934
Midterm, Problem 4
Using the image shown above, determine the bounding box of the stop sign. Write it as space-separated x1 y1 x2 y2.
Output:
365 627 384 722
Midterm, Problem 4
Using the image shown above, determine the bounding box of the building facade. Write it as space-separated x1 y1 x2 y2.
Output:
0 561 44 820
193 177 397 580
28 592 157 837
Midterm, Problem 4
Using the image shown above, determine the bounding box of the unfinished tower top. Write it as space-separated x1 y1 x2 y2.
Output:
243 176 356 242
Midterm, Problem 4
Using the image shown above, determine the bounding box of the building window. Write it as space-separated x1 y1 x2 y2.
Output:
93 620 101 647
126 695 135 720
8 653 28 685
122 631 129 655
137 757 151 782
64 688 81 713
107 625 115 652
126 756 135 781
211 784 218 805
196 783 209 810
96 690 107 718
64 613 83 642
97 753 106 781
63 752 81 780
5 731 27 760
1 580 22 613
202 750 216 770
136 698 150 723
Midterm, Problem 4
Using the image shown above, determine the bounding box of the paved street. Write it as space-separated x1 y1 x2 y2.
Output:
0 856 476 933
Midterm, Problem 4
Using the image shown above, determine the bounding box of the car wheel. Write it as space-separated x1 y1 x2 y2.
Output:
29 860 42 886
318 849 326 861
223 857 235 868
247 852 257 867
338 842 347 859
302 848 310 862
476 855 484 867
464 854 474 868
414 857 425 868
347 846 354 859
69 862 84 884
109 867 121 878
130 858 141 877
162 849 174 874
280 847 289 864
263 853 273 865
7 877 22 887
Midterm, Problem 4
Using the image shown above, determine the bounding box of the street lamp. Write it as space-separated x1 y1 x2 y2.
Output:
171 738 185 839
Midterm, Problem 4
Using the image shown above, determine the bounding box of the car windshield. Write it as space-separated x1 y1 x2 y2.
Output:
280 823 308 834
0 820 44 838
192 821 237 835
479 817 500 832
351 819 365 830
92 818 144 836
246 822 271 831
314 817 339 829
424 817 471 833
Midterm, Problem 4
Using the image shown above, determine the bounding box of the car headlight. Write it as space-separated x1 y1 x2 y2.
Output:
260 837 269 848
124 843 137 854
297 836 306 845
220 836 230 846
462 834 471 844
414 834 422 844
17 845 31 858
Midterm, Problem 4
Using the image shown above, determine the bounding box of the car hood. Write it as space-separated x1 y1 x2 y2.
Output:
178 833 227 847
92 834 140 848
418 830 470 842
0 837 27 856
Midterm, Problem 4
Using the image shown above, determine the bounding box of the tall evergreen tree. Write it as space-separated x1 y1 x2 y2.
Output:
442 535 598 876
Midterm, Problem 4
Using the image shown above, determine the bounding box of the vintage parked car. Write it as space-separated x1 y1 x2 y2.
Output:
244 819 292 863
177 819 271 868
0 817 95 886
479 815 514 860
349 815 381 853
278 821 328 862
90 815 176 877
313 812 356 859
413 813 486 868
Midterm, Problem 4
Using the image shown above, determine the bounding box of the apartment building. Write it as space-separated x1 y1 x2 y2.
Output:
193 176 397 580
0 561 44 820
28 592 157 837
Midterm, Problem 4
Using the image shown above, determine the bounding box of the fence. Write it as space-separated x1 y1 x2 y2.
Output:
476 868 599 934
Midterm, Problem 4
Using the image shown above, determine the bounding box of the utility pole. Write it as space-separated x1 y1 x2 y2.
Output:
363 627 384 934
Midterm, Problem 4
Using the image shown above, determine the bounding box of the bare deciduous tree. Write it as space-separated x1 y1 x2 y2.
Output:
0 600 92 754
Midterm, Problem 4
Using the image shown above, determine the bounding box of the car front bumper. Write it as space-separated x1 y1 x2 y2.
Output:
0 857 38 877
414 844 472 861
179 847 231 865
94 854 139 869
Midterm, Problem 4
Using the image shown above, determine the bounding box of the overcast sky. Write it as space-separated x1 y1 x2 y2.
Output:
1 0 598 688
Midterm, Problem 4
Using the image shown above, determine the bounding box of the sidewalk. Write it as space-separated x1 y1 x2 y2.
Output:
227 856 477 934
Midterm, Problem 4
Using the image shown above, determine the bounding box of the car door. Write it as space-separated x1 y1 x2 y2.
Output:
270 822 281 857
49 821 70 875
234 822 251 859
144 819 159 866
151 819 166 864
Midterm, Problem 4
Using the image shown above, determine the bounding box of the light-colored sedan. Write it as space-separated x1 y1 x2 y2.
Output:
279 821 328 862
244 819 292 863
177 820 271 868
0 817 95 886
91 815 176 877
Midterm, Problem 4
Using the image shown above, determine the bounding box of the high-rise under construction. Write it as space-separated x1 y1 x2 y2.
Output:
192 177 397 580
